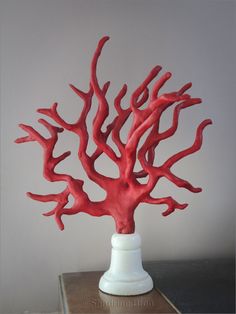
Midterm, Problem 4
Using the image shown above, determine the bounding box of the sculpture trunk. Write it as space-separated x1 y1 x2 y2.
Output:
113 208 135 234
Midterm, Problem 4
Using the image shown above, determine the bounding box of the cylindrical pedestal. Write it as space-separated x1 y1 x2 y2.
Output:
99 233 153 296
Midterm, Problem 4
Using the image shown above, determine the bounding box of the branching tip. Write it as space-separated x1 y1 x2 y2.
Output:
26 192 32 198
99 36 110 48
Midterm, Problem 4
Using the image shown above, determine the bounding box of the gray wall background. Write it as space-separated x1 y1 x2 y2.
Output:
0 0 235 313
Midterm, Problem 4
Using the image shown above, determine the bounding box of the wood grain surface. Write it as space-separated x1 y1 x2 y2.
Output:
59 271 179 314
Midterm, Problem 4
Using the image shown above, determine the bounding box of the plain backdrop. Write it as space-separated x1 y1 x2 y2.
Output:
0 0 235 313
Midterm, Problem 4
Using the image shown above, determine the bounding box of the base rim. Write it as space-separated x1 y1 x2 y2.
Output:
99 273 153 296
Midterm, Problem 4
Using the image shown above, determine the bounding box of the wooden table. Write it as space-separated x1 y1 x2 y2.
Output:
59 271 179 314
59 259 235 314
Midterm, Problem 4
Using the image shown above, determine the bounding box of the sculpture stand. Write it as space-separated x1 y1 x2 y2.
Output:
15 36 211 298
99 233 153 296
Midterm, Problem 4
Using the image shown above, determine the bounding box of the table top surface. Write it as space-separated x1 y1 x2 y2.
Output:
59 271 179 314
59 258 235 314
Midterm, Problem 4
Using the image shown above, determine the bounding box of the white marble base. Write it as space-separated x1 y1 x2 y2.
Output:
99 233 153 296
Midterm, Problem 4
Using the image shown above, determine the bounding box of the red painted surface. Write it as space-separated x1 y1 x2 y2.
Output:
15 36 212 233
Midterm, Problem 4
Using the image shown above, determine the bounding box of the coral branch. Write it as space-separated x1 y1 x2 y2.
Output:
124 93 190 179
27 188 70 230
37 86 114 189
127 66 162 139
163 119 212 169
90 36 119 163
151 72 172 100
15 123 46 145
144 195 188 216
137 97 202 175
130 65 162 111
112 84 128 154
161 169 202 192
27 191 65 202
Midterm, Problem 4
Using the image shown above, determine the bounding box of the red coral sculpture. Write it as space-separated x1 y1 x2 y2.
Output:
15 36 212 233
